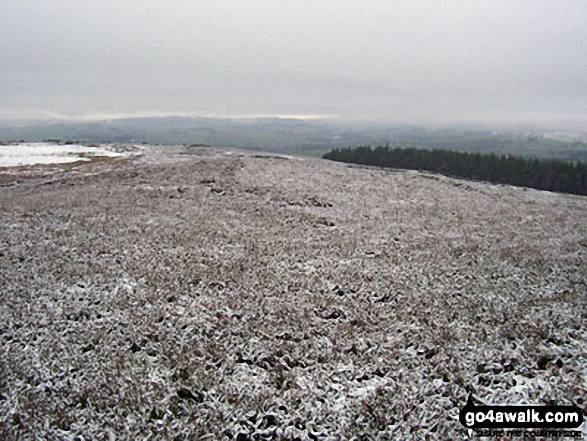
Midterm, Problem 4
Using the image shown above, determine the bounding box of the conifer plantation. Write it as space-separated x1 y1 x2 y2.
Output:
324 146 587 196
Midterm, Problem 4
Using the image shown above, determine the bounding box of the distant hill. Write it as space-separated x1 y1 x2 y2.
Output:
1 116 587 160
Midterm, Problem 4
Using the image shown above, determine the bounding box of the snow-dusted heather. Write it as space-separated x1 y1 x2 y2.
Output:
0 142 122 167
0 146 586 439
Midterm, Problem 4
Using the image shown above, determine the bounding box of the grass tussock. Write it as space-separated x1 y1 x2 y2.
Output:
1 146 586 439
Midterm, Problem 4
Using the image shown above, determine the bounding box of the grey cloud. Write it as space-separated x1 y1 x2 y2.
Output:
1 0 586 124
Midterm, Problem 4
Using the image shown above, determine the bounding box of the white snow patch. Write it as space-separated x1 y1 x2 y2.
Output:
0 143 122 167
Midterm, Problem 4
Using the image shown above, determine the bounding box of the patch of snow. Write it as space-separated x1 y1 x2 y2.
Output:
0 143 122 167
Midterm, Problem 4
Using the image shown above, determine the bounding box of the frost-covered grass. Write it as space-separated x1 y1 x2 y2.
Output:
0 142 122 167
0 147 586 439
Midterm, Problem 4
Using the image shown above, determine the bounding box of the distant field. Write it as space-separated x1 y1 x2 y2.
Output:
0 143 122 167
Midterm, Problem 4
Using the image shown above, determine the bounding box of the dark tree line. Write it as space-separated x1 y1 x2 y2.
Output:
323 146 587 196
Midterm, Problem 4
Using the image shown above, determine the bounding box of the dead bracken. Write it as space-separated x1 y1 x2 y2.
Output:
0 145 586 439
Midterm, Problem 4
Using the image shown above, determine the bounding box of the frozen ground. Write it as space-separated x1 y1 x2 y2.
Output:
0 143 123 167
0 145 586 439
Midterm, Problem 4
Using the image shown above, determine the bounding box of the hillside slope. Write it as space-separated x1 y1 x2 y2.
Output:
1 147 586 439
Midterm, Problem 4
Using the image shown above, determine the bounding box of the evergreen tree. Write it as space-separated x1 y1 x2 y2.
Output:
323 146 587 196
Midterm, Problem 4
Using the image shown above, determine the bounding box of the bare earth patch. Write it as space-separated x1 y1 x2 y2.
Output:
0 146 586 439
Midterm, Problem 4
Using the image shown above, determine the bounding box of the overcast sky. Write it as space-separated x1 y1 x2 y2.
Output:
1 0 586 126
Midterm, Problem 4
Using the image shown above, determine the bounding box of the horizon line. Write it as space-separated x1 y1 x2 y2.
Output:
0 111 342 124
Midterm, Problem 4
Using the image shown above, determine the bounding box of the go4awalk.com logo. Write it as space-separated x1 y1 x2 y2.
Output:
459 395 584 438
